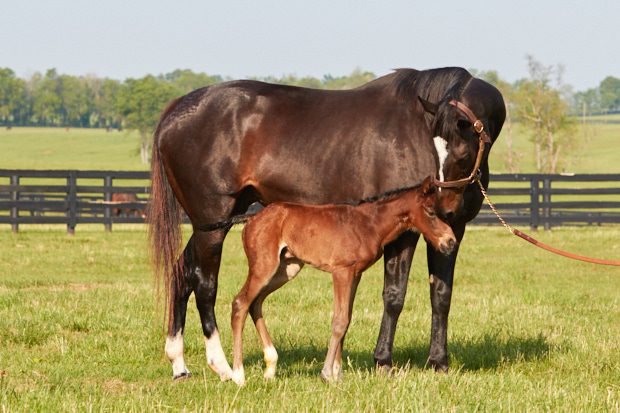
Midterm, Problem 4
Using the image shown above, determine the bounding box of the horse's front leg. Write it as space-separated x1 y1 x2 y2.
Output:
426 222 465 372
165 236 195 380
373 231 419 370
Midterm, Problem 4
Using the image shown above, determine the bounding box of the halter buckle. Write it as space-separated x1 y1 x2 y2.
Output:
473 120 484 134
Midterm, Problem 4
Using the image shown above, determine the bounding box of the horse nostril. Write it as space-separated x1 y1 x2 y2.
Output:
448 238 456 251
441 238 456 255
444 212 456 221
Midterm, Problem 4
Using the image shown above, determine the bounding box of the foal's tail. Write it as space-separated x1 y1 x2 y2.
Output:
147 97 185 324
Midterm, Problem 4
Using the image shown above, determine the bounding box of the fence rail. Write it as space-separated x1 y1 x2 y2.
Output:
1 170 620 233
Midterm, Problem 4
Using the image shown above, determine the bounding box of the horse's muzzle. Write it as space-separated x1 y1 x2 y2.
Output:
439 237 457 256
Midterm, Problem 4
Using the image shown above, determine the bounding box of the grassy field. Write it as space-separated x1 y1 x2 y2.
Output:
0 128 146 171
0 122 619 173
1 225 619 411
487 122 620 174
0 126 619 411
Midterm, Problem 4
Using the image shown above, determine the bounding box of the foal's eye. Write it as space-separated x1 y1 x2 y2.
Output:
425 208 436 217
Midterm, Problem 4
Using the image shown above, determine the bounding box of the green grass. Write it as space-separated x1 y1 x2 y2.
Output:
1 225 619 411
488 122 620 173
1 123 619 173
0 127 146 171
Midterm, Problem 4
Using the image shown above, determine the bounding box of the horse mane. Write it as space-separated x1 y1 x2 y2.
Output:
389 67 474 142
347 181 426 206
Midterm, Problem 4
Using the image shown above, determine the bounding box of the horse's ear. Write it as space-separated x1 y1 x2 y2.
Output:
421 176 436 196
418 97 438 116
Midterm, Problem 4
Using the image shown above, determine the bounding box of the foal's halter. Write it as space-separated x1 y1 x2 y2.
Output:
432 100 492 189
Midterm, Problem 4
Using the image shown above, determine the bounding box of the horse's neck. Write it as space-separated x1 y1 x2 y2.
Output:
363 191 420 245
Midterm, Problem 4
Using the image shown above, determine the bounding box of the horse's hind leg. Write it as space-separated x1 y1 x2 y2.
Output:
165 236 196 380
231 242 282 386
192 229 233 381
332 274 361 380
321 268 357 382
249 255 304 380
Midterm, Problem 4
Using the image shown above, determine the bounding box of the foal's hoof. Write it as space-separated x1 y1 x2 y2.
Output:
173 371 192 381
263 368 276 380
231 369 245 386
319 370 341 383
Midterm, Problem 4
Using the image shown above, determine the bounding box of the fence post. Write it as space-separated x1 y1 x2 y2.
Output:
67 171 77 235
10 174 19 233
542 177 551 230
530 176 539 230
104 175 112 232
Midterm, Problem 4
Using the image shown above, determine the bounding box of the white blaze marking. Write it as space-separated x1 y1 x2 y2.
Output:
433 136 449 190
204 330 233 381
165 331 190 378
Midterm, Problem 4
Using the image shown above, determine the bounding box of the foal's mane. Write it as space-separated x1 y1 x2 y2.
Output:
346 182 425 206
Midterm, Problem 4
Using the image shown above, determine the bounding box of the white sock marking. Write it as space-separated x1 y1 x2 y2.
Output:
232 366 246 386
433 136 449 189
165 331 190 378
263 345 278 379
204 330 233 381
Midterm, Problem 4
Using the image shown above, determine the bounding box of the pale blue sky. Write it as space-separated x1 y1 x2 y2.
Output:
2 0 618 91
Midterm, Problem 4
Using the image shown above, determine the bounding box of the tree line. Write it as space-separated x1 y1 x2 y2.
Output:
1 61 618 171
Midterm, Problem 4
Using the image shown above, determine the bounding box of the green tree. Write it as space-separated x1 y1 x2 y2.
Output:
572 88 600 118
96 78 122 129
599 76 620 112
475 69 519 172
513 56 576 173
117 75 178 163
59 75 93 127
161 69 222 95
0 68 27 126
31 69 63 125
322 68 375 89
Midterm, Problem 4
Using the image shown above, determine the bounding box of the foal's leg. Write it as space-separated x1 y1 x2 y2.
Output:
321 268 356 382
165 236 195 379
249 256 304 380
192 229 233 381
426 222 465 372
231 246 282 386
373 232 420 371
332 274 361 380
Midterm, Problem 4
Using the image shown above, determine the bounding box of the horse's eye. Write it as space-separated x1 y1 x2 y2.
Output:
425 207 436 218
457 119 472 130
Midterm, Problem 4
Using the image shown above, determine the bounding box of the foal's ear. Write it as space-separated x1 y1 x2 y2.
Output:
418 97 438 116
421 176 436 196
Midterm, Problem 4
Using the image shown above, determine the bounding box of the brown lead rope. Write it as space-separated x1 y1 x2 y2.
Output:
476 179 620 267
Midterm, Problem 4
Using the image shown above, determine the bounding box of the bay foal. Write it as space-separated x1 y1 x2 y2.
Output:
230 177 456 385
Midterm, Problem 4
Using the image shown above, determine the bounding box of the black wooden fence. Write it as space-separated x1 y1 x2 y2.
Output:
1 169 619 233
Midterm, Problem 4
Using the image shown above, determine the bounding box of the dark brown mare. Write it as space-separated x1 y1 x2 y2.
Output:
148 67 505 380
230 177 456 385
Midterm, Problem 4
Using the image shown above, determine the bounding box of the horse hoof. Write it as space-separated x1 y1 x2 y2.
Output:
173 371 192 381
427 358 449 373
231 369 245 386
320 370 341 383
376 364 392 376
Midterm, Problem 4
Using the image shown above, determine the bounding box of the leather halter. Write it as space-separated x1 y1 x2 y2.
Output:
433 100 492 189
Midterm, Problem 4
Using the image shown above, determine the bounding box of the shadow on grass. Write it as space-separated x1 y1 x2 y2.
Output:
242 333 551 377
